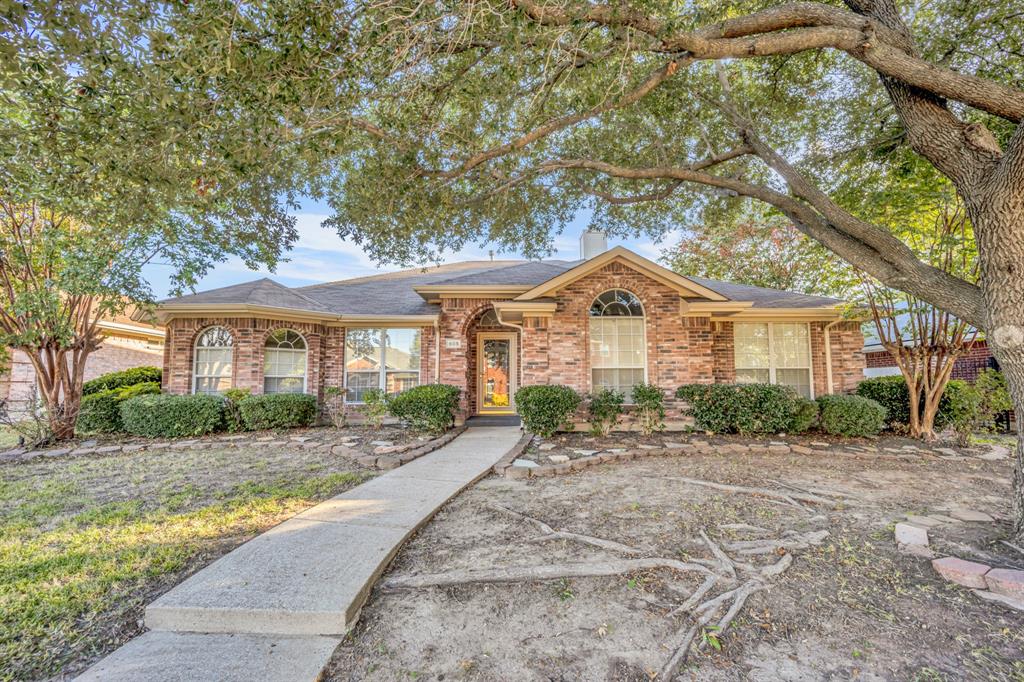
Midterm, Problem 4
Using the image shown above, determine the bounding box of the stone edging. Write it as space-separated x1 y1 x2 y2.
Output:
355 425 468 470
893 513 1024 612
0 425 468 469
490 433 534 477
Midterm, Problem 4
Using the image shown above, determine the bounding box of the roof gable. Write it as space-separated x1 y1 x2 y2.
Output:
514 247 728 302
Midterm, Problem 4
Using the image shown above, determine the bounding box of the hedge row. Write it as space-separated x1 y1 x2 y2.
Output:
513 382 889 438
77 381 162 434
82 366 162 396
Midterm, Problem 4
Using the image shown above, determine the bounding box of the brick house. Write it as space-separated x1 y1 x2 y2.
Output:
864 338 998 382
154 236 864 425
1 312 165 412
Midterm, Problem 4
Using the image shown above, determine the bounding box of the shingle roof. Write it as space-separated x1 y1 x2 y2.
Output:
159 257 844 315
686 277 843 308
160 278 335 314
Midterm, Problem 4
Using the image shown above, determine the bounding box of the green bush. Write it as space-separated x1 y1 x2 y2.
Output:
855 376 911 427
515 385 582 437
631 383 665 436
222 388 252 432
238 393 318 431
816 394 886 437
120 393 225 438
942 380 983 447
789 397 820 433
676 383 807 434
386 384 461 434
77 381 162 434
856 375 976 431
360 388 389 428
587 388 624 436
82 366 162 396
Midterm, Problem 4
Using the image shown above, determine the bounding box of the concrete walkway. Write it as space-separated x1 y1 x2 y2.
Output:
77 426 524 681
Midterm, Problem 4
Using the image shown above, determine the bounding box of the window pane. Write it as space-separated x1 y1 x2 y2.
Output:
776 368 812 398
386 371 419 395
346 372 379 402
772 323 810 368
734 323 769 369
345 329 382 373
265 376 305 394
195 376 231 394
383 329 421 372
736 368 770 384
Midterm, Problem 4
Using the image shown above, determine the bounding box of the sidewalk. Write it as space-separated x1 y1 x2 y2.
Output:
77 426 525 681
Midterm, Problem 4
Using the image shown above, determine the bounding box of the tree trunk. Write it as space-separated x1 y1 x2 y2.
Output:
966 185 1024 541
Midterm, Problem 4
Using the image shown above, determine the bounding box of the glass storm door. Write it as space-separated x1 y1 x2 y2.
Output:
478 333 516 413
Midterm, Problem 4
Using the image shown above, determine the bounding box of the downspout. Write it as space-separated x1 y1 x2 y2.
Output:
824 319 843 395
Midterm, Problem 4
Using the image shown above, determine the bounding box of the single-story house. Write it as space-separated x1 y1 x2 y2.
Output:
153 234 864 423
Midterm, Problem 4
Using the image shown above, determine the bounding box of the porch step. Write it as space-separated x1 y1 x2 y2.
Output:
465 415 521 427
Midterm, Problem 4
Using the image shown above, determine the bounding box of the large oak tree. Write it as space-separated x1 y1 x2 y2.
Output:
7 1 1024 536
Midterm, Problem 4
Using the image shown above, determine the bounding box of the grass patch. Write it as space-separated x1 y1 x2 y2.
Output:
0 447 371 680
0 427 20 450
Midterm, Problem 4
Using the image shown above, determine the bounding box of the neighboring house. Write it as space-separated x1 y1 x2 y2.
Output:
0 312 165 411
154 234 865 424
863 338 998 382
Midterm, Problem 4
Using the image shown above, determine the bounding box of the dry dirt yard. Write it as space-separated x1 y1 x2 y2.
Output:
325 446 1024 681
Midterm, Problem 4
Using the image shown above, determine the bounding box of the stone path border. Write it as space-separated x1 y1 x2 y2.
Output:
893 511 1024 612
1 425 467 469
496 436 1002 480
76 426 523 682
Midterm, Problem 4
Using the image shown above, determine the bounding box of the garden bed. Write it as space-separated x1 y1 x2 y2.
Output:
325 440 1023 681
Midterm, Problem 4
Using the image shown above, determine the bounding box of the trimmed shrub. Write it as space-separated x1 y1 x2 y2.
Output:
855 376 910 427
120 393 225 438
587 388 624 436
632 383 665 436
77 381 161 434
386 384 461 434
82 366 162 396
359 388 388 428
816 394 886 437
789 397 820 433
515 385 582 437
676 383 805 434
222 388 252 432
238 393 318 431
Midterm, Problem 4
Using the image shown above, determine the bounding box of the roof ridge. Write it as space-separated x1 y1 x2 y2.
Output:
295 260 528 290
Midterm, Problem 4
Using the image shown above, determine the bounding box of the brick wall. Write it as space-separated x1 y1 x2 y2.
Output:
3 334 164 409
532 261 717 392
865 339 996 383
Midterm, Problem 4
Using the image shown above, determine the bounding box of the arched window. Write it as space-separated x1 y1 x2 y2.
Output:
264 329 307 394
589 289 646 397
193 326 233 394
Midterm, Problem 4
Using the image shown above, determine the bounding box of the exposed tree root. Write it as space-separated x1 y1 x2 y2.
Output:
490 503 644 555
381 557 720 590
666 476 842 509
387 503 817 680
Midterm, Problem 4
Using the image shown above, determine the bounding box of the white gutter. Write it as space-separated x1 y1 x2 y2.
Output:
824 319 844 395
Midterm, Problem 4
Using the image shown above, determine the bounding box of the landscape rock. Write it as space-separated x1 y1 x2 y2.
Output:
370 440 394 447
574 449 598 456
537 443 557 451
894 522 929 546
931 557 991 588
905 514 945 528
506 465 532 479
376 456 400 470
949 509 995 522
332 445 359 457
810 441 830 449
548 455 570 464
790 445 813 455
971 588 1024 612
985 568 1024 601
512 458 538 468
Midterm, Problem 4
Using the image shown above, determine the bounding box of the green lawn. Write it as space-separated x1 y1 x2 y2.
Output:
0 427 20 450
0 444 372 681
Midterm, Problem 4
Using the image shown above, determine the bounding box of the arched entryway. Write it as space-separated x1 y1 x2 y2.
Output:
465 307 520 415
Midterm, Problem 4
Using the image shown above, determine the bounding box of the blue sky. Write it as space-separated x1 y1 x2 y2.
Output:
143 199 680 299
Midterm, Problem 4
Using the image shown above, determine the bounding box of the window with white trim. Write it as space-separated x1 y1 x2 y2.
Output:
734 322 813 398
193 326 233 394
589 289 646 397
264 329 307 394
344 328 422 402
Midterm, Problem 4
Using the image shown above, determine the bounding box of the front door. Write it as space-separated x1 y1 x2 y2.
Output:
477 332 517 414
